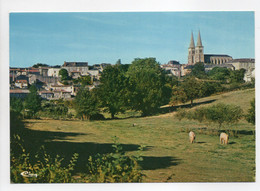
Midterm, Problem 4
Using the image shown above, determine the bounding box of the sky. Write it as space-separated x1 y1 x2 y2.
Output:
9 12 255 67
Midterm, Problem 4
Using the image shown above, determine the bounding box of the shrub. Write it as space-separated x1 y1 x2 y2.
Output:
84 137 144 183
89 113 105 120
175 108 187 121
179 103 243 129
40 101 70 119
74 87 100 120
246 98 255 125
11 135 79 183
205 103 243 128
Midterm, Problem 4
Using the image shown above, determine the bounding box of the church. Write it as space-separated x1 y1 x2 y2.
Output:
188 31 233 65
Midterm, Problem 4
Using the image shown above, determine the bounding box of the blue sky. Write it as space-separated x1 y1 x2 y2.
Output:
10 12 255 67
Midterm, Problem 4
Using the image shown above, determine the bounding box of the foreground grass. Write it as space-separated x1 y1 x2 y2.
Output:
22 88 255 182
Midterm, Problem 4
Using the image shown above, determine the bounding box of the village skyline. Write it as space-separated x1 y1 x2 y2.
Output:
10 12 255 67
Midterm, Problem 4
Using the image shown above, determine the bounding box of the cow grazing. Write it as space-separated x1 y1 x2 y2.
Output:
220 132 229 144
189 131 196 143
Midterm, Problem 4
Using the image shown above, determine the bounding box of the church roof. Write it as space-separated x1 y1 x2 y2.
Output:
204 54 232 58
228 58 255 63
196 30 203 47
189 32 195 48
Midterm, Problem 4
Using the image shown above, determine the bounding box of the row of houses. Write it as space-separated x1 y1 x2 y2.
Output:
10 61 110 100
10 57 255 100
161 58 255 82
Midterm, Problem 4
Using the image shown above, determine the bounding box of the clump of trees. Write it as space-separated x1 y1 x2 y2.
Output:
40 100 71 120
24 85 42 118
74 87 100 120
246 98 255 125
189 62 247 84
176 103 244 128
126 58 171 116
59 68 69 81
74 58 171 119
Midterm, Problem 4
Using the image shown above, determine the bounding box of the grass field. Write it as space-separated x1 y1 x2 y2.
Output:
22 88 255 182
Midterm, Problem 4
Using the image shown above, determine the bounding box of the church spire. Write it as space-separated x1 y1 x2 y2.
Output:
197 30 202 47
189 32 195 48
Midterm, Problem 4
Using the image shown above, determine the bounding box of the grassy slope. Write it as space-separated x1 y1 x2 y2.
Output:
24 88 255 182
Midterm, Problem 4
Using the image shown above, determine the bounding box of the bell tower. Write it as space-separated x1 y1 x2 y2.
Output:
188 32 195 65
194 30 204 63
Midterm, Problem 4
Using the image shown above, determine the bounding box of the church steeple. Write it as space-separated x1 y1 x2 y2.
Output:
196 30 202 47
189 32 195 48
195 30 204 63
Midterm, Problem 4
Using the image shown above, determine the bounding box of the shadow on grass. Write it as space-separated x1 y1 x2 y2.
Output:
15 127 140 173
229 141 236 145
139 156 181 170
13 124 175 174
107 99 217 120
196 141 206 144
159 99 217 114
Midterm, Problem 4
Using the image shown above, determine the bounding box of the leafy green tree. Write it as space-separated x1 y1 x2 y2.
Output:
59 68 69 81
10 97 24 113
126 58 171 116
208 67 231 82
80 76 92 86
98 65 128 118
181 76 202 107
190 62 207 78
74 87 99 120
115 59 122 65
229 68 246 83
198 81 222 97
246 98 255 125
170 86 188 106
205 103 243 128
24 85 42 117
32 63 49 68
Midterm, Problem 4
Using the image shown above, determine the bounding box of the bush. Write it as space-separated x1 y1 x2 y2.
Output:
246 98 255 125
84 137 144 183
11 135 79 183
39 101 70 119
175 108 187 121
89 113 105 120
205 103 243 128
179 103 243 129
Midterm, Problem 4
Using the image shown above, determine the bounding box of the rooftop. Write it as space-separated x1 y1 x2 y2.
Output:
204 54 232 58
63 62 88 67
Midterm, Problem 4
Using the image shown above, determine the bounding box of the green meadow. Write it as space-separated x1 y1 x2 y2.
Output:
22 88 255 182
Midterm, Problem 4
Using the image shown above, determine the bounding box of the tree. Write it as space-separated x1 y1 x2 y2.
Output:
32 63 49 68
181 103 243 129
98 65 128 118
205 103 243 128
181 76 202 107
115 59 122 65
74 87 99 120
190 62 207 78
24 85 42 117
208 67 231 82
229 68 246 83
170 86 188 106
10 97 24 113
59 68 69 81
246 98 255 125
126 58 171 116
75 76 92 87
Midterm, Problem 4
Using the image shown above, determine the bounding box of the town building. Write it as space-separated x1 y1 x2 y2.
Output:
188 31 233 65
227 58 255 82
62 61 89 76
10 89 30 99
161 60 181 78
